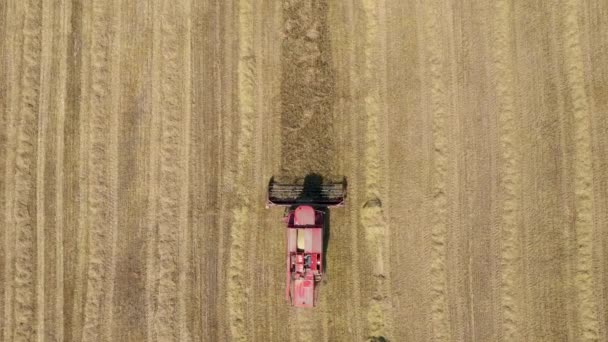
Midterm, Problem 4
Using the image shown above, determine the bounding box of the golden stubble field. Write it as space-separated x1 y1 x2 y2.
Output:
1 0 607 341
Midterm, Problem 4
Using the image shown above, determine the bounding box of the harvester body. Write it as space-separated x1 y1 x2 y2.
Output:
285 206 324 307
266 176 346 308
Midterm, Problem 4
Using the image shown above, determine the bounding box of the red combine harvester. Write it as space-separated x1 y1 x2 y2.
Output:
266 176 346 308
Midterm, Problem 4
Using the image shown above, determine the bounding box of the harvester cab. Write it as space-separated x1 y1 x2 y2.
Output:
266 175 346 308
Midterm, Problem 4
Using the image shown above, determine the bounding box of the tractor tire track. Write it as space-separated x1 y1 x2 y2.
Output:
422 2 452 341
80 0 120 341
226 0 257 340
11 0 43 340
491 1 523 341
147 1 191 340
359 0 393 340
562 0 600 339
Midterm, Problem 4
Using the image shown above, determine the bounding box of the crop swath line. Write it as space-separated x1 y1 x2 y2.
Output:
0 0 21 341
491 1 523 340
156 10 181 342
562 0 600 339
144 1 192 341
359 0 393 340
11 0 43 340
422 2 451 341
226 0 256 341
81 0 120 340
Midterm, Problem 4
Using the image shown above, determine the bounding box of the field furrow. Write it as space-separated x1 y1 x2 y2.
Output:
491 1 523 340
562 0 601 339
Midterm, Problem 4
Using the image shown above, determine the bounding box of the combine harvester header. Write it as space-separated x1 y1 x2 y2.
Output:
266 176 346 307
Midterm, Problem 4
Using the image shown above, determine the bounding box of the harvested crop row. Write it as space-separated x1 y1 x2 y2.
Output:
422 2 452 341
9 1 43 341
80 0 120 341
491 1 523 340
359 0 393 339
146 1 192 341
226 0 257 340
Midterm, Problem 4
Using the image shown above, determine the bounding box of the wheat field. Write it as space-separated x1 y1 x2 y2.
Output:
1 0 607 341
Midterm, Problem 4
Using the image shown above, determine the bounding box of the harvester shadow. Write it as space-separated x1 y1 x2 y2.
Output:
368 337 389 342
